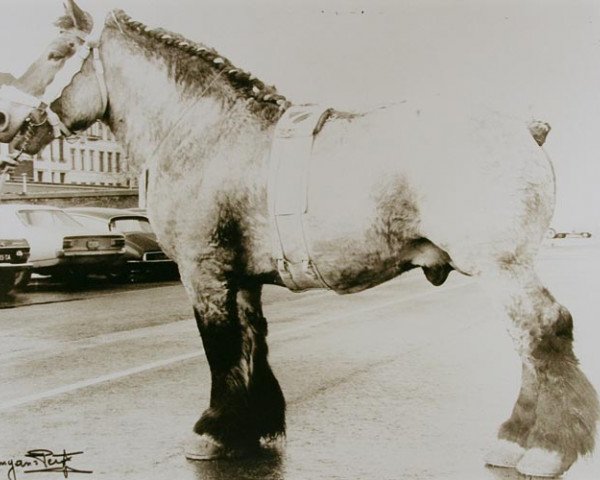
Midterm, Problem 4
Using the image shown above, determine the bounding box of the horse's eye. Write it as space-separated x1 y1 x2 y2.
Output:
48 52 64 61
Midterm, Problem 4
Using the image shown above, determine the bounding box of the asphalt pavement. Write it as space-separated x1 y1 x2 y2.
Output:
0 240 599 480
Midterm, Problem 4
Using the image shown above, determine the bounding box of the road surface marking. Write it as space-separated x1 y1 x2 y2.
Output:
0 280 472 412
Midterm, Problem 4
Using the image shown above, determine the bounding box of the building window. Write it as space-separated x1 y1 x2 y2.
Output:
86 122 100 140
99 151 105 172
60 172 66 183
37 171 43 182
59 139 65 163
80 149 87 170
107 152 113 172
115 153 121 173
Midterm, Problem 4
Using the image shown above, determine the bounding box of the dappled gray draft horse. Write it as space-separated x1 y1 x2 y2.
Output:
0 1 597 476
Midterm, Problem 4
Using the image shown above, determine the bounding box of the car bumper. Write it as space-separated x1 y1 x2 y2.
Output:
126 258 177 274
57 250 125 266
127 259 175 265
0 262 33 271
124 257 178 278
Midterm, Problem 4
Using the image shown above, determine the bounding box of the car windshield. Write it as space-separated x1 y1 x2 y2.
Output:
17 209 82 228
70 215 110 232
110 218 153 233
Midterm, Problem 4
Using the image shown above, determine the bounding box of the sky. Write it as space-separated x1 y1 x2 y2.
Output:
0 0 598 230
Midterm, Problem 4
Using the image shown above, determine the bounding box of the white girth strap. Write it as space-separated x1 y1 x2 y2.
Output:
268 105 331 291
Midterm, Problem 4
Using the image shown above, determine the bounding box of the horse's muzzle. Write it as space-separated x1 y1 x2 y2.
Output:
0 103 32 143
0 86 43 143
0 111 10 132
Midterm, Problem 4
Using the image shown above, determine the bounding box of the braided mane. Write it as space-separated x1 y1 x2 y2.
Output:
103 9 291 122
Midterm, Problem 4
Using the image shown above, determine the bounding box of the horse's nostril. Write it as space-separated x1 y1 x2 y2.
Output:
0 111 10 132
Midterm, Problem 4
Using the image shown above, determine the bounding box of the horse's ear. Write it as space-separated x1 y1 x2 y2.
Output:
63 0 93 33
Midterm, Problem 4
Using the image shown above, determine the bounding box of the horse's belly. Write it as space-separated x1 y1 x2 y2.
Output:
302 125 426 292
306 235 421 293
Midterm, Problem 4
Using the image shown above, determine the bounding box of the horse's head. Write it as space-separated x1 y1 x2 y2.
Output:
0 0 106 156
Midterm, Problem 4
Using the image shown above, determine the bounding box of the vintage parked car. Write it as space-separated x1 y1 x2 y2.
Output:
547 227 592 239
0 204 126 287
66 207 177 281
0 237 32 296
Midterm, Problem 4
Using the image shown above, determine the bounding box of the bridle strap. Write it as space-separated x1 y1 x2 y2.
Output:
45 108 74 138
26 22 108 138
39 27 108 139
0 85 40 108
41 42 94 105
91 43 108 111
0 18 108 168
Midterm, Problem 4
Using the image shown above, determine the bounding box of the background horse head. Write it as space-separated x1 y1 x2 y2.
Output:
0 0 290 164
0 0 96 151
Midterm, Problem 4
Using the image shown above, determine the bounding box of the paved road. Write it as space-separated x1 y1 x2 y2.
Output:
0 241 599 480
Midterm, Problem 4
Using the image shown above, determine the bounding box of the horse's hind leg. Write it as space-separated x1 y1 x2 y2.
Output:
183 270 285 458
482 263 599 476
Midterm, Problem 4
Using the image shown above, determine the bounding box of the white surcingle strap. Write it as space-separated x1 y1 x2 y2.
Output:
268 104 332 292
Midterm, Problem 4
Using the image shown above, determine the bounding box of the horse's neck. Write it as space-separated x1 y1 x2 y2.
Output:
101 34 273 173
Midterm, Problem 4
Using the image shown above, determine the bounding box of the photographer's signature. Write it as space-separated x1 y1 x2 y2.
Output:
0 449 92 480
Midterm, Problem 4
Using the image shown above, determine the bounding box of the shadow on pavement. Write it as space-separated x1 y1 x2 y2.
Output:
0 275 181 309
188 450 285 480
485 464 540 480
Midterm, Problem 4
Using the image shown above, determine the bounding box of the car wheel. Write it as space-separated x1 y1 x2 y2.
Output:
0 271 17 297
52 268 88 288
582 232 592 238
108 266 131 284
14 270 32 290
546 228 557 239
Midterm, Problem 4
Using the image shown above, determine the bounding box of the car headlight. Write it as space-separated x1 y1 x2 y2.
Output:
0 239 29 248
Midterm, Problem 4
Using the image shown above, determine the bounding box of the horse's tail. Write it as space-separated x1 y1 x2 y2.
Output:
528 120 551 146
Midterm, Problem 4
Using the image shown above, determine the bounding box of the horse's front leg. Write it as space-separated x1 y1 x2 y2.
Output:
484 265 599 477
182 263 285 459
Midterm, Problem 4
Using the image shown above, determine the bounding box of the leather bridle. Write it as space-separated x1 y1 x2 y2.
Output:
0 23 107 164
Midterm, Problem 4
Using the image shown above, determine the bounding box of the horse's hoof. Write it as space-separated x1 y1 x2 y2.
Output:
184 434 228 461
516 448 564 478
484 439 526 468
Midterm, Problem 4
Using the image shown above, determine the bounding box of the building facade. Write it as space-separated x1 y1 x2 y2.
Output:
0 121 134 188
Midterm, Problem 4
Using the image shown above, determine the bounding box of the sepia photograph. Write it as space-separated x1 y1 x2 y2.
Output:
0 1 599 479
